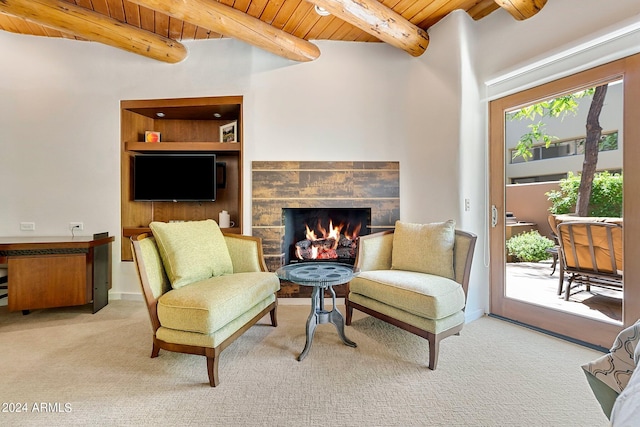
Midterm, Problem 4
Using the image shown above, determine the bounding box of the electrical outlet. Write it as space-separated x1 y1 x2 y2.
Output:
464 198 471 212
20 222 36 231
69 222 84 231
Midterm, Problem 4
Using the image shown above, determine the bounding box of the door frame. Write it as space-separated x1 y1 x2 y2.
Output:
489 54 640 348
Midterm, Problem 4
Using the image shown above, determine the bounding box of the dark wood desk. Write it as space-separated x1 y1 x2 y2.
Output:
0 235 114 313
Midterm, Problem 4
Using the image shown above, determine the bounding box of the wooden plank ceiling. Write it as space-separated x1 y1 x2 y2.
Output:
0 0 546 62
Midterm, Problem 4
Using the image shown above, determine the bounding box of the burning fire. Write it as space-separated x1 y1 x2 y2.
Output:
295 219 361 260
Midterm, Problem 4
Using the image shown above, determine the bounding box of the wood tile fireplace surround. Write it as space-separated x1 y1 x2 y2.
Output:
251 161 399 297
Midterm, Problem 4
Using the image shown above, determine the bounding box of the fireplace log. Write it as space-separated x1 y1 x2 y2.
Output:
316 238 336 250
295 234 358 260
338 236 355 247
336 247 356 258
295 238 336 250
296 247 314 259
317 249 338 259
296 240 311 249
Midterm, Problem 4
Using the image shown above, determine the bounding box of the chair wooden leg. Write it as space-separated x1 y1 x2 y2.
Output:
270 305 278 327
427 332 439 370
206 348 220 387
345 300 353 326
151 341 160 358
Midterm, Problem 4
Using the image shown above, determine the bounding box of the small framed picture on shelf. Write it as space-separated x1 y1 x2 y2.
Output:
145 131 161 143
219 121 237 143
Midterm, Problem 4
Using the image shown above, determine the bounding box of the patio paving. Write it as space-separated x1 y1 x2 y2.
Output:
505 260 622 323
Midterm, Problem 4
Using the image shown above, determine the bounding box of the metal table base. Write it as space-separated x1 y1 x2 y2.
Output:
276 262 359 361
299 284 356 361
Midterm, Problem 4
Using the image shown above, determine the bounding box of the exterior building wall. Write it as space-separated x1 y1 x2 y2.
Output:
506 181 560 239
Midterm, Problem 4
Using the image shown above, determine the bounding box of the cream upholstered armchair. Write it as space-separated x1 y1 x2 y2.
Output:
346 220 476 370
131 220 279 387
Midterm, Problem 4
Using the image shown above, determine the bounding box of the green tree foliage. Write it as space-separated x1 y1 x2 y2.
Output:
506 230 555 262
508 91 592 162
600 132 619 151
546 171 623 217
508 85 609 217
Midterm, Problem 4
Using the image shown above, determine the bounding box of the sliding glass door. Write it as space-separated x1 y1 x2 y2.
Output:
489 54 640 348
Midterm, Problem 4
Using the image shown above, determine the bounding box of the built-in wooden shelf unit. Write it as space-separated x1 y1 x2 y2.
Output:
120 96 243 261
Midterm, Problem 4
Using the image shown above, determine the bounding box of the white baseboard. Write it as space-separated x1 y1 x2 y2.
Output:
109 292 144 302
465 308 485 323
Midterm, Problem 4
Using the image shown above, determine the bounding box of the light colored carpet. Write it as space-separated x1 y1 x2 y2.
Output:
0 300 608 426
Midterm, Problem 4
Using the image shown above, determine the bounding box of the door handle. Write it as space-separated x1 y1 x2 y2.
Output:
491 205 498 228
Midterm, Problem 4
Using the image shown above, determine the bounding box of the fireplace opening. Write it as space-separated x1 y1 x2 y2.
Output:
282 208 371 265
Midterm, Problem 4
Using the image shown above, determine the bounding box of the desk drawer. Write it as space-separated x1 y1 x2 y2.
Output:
8 254 88 311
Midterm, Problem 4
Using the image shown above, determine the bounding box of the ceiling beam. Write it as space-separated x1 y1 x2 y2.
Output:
128 0 320 63
0 0 187 63
311 0 429 57
494 0 547 21
468 0 501 21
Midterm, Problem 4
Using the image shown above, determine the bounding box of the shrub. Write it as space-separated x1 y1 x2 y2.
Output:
506 230 555 263
546 171 623 217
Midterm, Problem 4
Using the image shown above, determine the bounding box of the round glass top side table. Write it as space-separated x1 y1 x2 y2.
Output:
276 262 358 361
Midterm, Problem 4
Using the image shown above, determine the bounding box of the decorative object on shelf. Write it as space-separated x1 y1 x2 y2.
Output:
145 131 161 143
219 121 237 143
218 210 235 228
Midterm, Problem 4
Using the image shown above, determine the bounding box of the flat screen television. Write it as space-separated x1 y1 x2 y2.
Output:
133 154 217 201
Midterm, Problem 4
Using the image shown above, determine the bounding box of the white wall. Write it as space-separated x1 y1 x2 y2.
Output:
476 1 640 94
0 30 466 302
1 1 639 321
